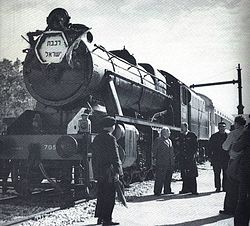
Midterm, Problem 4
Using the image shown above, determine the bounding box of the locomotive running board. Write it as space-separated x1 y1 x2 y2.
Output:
115 115 181 132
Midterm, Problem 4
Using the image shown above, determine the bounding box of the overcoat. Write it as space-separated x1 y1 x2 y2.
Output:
207 132 229 167
233 124 250 177
176 131 198 178
91 130 123 180
232 123 250 226
91 130 123 221
152 137 175 170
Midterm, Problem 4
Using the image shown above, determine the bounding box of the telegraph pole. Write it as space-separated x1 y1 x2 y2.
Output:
237 64 244 114
190 64 244 114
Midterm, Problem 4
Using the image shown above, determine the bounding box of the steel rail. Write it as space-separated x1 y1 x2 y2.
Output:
2 198 88 226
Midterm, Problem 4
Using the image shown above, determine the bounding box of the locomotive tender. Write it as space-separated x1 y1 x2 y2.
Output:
0 8 233 195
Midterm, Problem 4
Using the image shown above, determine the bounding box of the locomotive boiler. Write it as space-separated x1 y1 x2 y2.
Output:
0 8 233 198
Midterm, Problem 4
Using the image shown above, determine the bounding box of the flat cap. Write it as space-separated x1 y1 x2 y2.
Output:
101 116 116 128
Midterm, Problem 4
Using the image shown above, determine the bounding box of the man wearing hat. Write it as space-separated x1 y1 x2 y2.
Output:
78 112 91 133
91 116 123 225
207 121 229 192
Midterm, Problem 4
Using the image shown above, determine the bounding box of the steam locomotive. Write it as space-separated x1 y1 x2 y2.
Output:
0 8 233 197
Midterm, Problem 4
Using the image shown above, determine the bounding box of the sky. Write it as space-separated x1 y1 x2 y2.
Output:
0 0 249 116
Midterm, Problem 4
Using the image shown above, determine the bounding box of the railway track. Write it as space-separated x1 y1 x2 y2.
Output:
0 194 18 203
0 185 92 226
1 198 89 226
0 168 185 226
0 170 184 226
0 188 56 204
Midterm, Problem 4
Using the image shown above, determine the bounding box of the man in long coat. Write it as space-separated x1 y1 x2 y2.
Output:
176 122 198 195
91 116 123 225
233 122 250 226
219 115 246 216
153 127 175 196
207 122 229 192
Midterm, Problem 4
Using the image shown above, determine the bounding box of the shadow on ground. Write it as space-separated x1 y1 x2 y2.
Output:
129 191 219 203
156 214 232 226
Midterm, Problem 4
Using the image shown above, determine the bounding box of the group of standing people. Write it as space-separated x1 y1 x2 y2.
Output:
208 115 249 226
152 122 199 196
150 116 249 226
91 117 199 225
91 115 249 226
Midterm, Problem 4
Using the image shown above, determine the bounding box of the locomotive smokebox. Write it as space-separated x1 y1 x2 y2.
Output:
23 31 94 107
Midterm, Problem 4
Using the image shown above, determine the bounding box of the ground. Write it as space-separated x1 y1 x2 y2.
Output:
1 162 235 226
77 162 234 226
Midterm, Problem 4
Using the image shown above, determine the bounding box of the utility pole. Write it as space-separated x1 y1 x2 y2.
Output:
190 64 244 115
237 64 244 114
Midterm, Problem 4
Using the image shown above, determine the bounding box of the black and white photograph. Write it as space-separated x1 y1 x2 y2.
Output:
0 1 250 225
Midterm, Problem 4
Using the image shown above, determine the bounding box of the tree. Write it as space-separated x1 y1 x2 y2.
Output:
0 58 35 119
